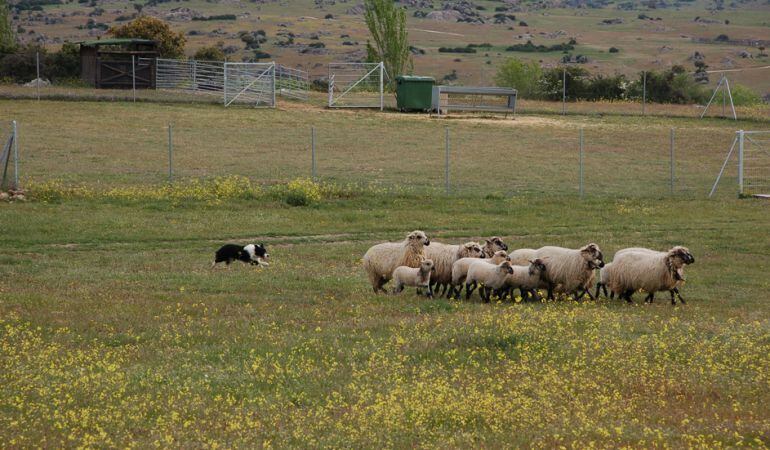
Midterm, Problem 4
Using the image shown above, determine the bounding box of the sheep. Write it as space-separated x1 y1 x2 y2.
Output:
602 246 694 305
509 248 536 266
362 230 430 293
424 241 484 297
595 263 613 299
499 258 548 301
534 243 605 300
482 237 508 257
392 259 436 298
448 250 510 298
465 260 514 302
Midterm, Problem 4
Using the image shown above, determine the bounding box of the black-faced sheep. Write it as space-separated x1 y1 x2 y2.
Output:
602 246 694 305
448 250 510 299
534 243 605 300
362 230 430 293
465 260 514 302
482 237 508 257
424 241 484 297
499 258 548 301
392 259 436 298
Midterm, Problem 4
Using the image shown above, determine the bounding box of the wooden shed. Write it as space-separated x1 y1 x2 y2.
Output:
79 38 158 89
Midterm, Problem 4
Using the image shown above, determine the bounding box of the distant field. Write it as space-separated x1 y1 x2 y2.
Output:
11 0 770 95
1 96 770 446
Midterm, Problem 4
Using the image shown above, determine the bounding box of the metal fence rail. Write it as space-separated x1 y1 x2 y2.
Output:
276 64 309 101
149 58 305 107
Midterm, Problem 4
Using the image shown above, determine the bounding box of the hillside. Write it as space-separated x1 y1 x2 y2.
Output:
8 0 770 95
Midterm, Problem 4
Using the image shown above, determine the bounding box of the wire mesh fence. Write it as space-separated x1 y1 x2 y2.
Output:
741 131 770 196
8 105 753 199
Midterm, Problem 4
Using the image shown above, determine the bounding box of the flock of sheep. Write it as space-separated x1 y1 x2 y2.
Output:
362 231 695 305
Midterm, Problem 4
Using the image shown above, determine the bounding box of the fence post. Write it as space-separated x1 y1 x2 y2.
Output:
562 67 566 115
669 128 675 195
579 127 584 197
311 126 317 180
738 129 744 196
168 123 174 182
642 71 646 116
223 63 228 107
445 126 450 195
132 55 136 102
36 51 40 101
12 120 19 189
379 62 384 112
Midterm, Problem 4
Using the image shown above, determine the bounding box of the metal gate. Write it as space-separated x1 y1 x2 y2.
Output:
328 62 385 110
224 62 276 108
276 64 309 101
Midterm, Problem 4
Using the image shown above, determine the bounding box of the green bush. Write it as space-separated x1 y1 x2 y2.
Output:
494 58 542 99
728 83 763 106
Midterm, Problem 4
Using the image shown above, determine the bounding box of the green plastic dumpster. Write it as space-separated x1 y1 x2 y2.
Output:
396 75 435 112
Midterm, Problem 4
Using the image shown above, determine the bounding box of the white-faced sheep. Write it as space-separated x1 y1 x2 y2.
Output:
534 243 605 300
362 230 430 293
499 258 548 301
482 237 508 258
449 250 510 298
465 260 514 302
424 241 484 297
601 246 694 305
392 259 436 298
508 248 536 266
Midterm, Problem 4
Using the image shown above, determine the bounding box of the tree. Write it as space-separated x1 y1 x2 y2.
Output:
494 58 542 98
363 0 411 85
109 16 186 58
0 0 16 53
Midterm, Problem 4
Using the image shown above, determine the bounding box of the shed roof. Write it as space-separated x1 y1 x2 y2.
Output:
78 38 157 47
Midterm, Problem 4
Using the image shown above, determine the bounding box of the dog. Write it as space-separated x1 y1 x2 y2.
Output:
212 243 269 268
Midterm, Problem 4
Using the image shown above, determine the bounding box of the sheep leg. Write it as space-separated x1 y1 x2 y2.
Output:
623 289 634 303
465 282 477 300
481 287 491 303
392 283 404 295
426 284 434 299
674 287 685 304
446 284 457 299
594 283 602 299
645 292 654 304
547 286 555 301
436 283 447 296
609 290 615 300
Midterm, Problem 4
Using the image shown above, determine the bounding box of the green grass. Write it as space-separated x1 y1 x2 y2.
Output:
1 193 769 447
1 98 769 446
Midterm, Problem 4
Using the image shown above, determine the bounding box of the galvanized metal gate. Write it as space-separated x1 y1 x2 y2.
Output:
223 62 275 107
328 62 385 110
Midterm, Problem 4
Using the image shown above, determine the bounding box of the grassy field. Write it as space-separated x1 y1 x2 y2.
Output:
1 98 770 447
2 97 768 197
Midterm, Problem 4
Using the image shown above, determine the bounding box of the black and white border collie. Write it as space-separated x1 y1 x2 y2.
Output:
212 243 269 268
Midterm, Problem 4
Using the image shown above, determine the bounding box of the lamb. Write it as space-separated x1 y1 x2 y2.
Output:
424 241 484 297
448 250 510 298
482 237 508 257
465 260 514 302
499 258 548 301
362 230 431 293
391 259 436 298
534 243 605 300
509 248 536 266
602 246 694 304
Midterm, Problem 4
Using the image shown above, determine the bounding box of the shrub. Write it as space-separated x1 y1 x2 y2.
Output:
494 57 543 99
438 46 477 53
282 178 322 206
506 40 574 52
728 83 762 106
109 16 186 58
609 46 619 53
193 46 225 61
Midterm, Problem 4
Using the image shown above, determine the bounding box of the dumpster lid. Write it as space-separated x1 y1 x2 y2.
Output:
396 75 436 82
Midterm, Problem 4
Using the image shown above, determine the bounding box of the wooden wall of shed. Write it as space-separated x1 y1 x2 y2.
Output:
80 47 97 86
